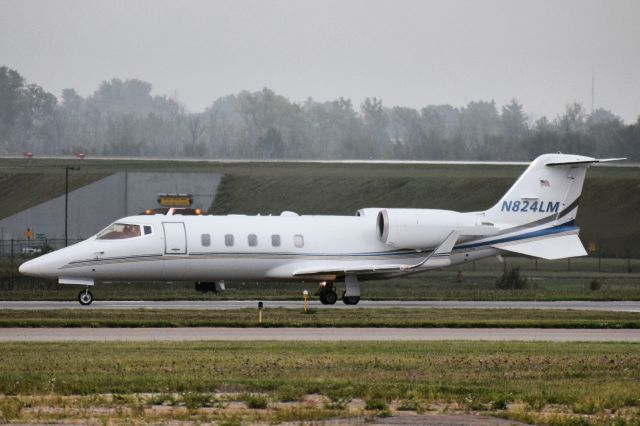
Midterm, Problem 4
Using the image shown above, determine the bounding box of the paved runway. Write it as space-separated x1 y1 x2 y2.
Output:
1 327 639 342
2 300 640 311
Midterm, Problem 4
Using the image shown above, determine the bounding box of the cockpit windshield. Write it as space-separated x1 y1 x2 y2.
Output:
96 223 142 240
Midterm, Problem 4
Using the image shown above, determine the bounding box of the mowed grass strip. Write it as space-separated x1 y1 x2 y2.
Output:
0 341 638 415
1 308 639 328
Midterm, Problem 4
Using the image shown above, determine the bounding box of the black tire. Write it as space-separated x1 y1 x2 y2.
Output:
342 295 360 305
78 290 93 306
323 290 338 305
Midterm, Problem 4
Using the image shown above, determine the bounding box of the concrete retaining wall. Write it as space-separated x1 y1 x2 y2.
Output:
0 172 221 240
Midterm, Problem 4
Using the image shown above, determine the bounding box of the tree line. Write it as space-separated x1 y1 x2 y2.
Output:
1 66 638 161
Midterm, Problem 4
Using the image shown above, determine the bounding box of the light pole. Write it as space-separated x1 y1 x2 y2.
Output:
65 166 80 247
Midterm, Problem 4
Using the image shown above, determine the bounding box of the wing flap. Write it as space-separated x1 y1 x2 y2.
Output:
292 231 461 277
293 263 413 277
492 234 587 260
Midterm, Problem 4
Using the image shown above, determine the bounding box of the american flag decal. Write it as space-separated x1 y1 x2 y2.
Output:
540 179 550 188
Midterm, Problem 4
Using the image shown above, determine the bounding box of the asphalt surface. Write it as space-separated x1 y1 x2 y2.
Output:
2 300 640 311
1 327 639 342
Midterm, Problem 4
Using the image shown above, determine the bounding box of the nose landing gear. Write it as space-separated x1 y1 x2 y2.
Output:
78 288 94 305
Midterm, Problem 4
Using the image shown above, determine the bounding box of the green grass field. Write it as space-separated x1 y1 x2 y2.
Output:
0 341 638 424
0 158 638 255
0 307 639 328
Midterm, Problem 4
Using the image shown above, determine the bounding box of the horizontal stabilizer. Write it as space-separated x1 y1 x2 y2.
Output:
546 157 626 167
492 234 587 260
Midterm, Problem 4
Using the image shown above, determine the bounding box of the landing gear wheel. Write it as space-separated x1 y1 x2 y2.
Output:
342 295 360 305
78 289 93 306
317 282 338 305
320 290 338 305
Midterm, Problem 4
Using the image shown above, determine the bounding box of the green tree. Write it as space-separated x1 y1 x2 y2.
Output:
0 66 25 138
459 101 500 158
500 99 528 159
258 127 284 158
360 97 389 158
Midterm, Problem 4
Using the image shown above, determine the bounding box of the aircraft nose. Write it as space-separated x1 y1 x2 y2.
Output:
19 258 35 275
19 253 59 278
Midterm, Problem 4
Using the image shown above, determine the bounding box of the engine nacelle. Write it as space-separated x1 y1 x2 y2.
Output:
376 208 477 249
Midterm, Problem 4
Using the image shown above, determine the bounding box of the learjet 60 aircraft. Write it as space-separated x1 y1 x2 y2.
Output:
19 153 619 305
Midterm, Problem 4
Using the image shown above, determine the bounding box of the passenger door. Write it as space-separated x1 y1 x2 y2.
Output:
162 222 187 280
163 222 187 254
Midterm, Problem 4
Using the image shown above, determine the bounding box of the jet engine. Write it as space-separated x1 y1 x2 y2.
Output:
376 208 479 250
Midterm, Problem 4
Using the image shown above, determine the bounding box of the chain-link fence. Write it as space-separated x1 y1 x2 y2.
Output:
0 237 637 274
458 254 639 274
0 238 84 266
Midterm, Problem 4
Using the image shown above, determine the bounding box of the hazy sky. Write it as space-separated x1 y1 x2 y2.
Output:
1 0 639 122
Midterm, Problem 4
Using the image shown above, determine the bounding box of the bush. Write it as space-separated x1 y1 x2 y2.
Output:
590 279 602 291
242 394 268 409
492 396 510 410
396 399 418 411
365 398 388 411
276 385 303 402
181 392 213 409
0 398 24 422
496 268 528 290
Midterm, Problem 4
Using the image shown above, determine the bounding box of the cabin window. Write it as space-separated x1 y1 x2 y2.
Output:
248 234 258 247
96 223 141 240
225 234 234 247
201 233 211 247
144 225 152 235
271 234 281 247
294 234 304 248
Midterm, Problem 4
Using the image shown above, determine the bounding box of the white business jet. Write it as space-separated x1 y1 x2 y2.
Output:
19 153 620 305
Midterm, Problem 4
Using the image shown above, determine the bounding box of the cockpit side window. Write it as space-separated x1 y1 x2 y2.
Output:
96 223 142 240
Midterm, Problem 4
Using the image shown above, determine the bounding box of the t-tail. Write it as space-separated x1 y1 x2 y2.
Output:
480 153 624 260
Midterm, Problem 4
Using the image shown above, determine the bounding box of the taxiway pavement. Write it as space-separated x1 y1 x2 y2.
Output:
1 327 639 342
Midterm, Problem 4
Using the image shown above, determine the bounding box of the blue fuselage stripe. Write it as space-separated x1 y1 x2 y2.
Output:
455 222 577 250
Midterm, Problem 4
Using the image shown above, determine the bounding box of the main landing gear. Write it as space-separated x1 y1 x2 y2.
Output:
317 276 361 305
342 275 361 305
78 287 94 305
318 282 338 305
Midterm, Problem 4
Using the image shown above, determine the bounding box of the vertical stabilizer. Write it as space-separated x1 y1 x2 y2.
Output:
484 153 596 228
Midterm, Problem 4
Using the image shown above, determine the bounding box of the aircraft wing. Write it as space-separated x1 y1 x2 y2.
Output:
292 231 460 278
